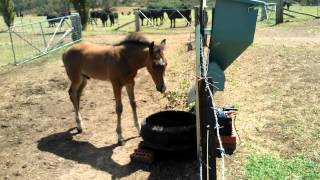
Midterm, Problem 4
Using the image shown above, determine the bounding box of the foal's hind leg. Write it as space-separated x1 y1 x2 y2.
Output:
77 78 87 101
76 78 87 132
126 83 140 133
69 77 86 133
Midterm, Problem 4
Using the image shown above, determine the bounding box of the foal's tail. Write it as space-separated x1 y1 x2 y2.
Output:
62 52 67 66
62 50 78 83
62 51 71 80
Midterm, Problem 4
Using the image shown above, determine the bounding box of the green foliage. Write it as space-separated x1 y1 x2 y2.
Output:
42 0 70 15
87 0 117 10
245 154 320 179
12 0 70 16
71 0 89 30
0 0 14 27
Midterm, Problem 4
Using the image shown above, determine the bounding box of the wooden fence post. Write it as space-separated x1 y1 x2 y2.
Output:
135 11 140 32
276 0 284 24
197 78 217 180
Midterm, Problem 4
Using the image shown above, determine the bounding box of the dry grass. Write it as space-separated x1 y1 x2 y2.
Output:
215 19 320 179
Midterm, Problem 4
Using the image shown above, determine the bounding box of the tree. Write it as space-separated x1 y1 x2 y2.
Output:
0 0 15 27
71 0 89 30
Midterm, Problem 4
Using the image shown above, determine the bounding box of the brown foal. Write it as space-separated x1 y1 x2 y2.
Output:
62 33 167 144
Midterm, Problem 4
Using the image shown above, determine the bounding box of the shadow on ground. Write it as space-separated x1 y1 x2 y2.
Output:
37 128 198 179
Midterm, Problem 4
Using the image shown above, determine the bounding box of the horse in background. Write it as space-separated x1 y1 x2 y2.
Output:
90 10 118 27
46 12 70 28
138 8 165 26
164 8 191 28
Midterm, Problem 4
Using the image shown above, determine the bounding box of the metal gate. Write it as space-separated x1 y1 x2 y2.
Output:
8 13 82 65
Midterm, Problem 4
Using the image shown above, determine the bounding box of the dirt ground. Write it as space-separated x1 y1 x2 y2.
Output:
0 33 199 180
215 20 320 178
1 19 320 180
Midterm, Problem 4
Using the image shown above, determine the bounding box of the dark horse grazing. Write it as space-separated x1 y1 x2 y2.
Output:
139 9 152 26
108 12 119 26
139 9 164 26
165 8 191 28
283 0 293 9
46 12 70 28
62 33 168 145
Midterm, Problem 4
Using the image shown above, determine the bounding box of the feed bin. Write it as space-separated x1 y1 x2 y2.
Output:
207 0 268 90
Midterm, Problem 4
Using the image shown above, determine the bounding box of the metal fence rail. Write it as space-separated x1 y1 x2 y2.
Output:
8 14 82 65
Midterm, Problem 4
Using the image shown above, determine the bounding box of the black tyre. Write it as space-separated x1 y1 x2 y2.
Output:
140 111 196 151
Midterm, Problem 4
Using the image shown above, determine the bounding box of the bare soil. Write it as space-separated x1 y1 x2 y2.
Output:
0 33 199 180
215 19 320 178
1 19 320 180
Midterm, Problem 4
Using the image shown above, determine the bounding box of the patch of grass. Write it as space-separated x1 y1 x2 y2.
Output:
163 90 186 108
0 32 14 65
179 79 189 90
163 78 190 109
245 154 320 180
257 5 320 27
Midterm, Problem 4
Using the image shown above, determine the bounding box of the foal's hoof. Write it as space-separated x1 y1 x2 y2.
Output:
76 127 83 134
117 139 125 146
136 127 141 134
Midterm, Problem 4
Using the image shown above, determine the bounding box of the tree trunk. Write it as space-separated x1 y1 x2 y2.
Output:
71 0 89 30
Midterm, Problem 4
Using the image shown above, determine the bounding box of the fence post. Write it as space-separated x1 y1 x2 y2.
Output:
135 11 140 32
194 6 208 46
260 5 268 21
198 78 217 180
276 0 284 24
39 22 47 48
71 14 82 41
8 28 17 65
317 0 320 17
194 6 200 26
196 24 217 180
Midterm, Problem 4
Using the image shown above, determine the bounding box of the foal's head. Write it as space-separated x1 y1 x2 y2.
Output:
146 39 167 93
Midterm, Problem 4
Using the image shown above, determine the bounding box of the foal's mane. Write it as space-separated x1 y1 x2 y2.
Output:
114 33 151 47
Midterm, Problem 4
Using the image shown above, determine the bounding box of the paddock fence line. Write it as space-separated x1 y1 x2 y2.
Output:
201 36 225 180
195 25 225 180
8 13 82 65
259 1 320 25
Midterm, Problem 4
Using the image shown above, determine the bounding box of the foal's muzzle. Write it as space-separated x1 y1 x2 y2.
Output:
156 84 166 93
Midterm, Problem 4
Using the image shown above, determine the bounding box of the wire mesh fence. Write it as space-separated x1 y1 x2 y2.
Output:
6 13 81 65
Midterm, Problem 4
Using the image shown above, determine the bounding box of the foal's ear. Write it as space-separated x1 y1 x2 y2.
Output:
160 39 166 50
149 41 154 54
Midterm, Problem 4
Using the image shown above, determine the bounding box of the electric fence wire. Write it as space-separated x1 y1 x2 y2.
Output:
199 36 225 180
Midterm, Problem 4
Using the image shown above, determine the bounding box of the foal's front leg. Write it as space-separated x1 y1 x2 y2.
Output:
126 83 140 133
112 82 124 145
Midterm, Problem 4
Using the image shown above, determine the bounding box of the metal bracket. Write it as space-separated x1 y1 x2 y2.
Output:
248 6 260 13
